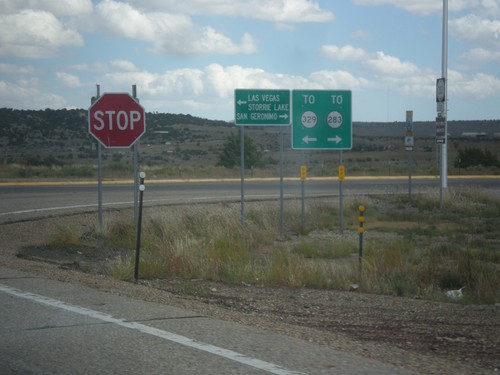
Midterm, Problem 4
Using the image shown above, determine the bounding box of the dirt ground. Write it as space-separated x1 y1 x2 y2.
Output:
2 213 500 375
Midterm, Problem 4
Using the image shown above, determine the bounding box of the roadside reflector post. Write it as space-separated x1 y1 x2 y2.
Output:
338 164 345 181
300 165 307 182
358 205 366 275
134 172 146 282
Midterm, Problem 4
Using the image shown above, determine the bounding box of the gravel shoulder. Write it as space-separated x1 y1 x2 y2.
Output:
1 213 499 375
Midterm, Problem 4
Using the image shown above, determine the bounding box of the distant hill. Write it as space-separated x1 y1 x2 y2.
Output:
0 107 231 146
354 120 500 138
1 107 499 175
2 108 498 144
0 108 232 165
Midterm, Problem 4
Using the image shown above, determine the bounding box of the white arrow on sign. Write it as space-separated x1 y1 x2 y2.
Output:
327 136 342 144
302 135 317 144
279 113 289 120
237 99 247 106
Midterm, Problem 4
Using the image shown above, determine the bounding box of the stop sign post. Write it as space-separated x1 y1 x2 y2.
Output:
89 93 146 148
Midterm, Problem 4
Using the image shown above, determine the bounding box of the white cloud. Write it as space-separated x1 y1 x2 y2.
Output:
205 64 273 99
0 63 35 75
321 44 436 99
448 70 500 99
350 2 498 77
80 60 500 120
93 64 204 99
128 0 334 23
0 80 67 109
309 70 370 89
0 10 83 58
460 47 500 65
67 60 142 76
151 27 257 56
352 0 438 15
101 70 159 93
86 62 370 114
365 51 420 76
321 45 369 61
93 0 158 40
450 14 500 50
351 29 371 40
4 56 498 119
56 72 82 88
477 0 500 18
352 0 481 15
92 0 257 55
69 61 135 73
0 0 93 16
110 60 140 72
322 45 419 76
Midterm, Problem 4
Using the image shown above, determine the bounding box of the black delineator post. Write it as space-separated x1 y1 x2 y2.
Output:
134 172 146 282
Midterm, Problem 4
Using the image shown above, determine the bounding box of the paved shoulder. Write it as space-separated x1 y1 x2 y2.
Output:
0 267 416 375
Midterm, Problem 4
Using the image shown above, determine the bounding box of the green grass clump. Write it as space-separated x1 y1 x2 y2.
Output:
292 240 354 259
47 223 81 247
106 217 136 249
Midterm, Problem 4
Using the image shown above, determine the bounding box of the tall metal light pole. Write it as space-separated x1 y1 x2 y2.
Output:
440 0 448 189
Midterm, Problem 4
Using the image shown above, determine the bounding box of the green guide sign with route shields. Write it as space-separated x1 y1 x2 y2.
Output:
292 90 352 150
234 89 290 126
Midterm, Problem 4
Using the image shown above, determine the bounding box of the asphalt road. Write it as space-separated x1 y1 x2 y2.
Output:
1 177 498 374
0 267 415 375
1 176 499 223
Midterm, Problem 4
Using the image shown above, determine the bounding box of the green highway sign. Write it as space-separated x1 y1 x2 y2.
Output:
235 89 290 126
292 90 352 149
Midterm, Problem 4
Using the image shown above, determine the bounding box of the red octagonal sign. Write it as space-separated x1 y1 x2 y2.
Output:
88 93 146 148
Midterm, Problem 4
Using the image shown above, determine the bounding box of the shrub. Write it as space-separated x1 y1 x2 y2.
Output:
47 223 81 247
455 147 499 168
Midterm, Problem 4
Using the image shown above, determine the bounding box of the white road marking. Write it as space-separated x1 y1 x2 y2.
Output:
0 195 281 217
0 203 107 216
0 284 305 375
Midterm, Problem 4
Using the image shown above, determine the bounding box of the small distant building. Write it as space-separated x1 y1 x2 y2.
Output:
461 132 487 139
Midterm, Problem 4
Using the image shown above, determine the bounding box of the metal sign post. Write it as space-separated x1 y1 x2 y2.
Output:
88 84 146 228
438 0 449 210
292 90 352 234
91 84 103 227
240 125 245 226
234 89 291 230
440 0 449 190
132 85 140 224
97 143 103 227
405 110 414 206
279 129 285 236
436 115 446 209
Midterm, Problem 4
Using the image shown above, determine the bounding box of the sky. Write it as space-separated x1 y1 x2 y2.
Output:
1 0 499 123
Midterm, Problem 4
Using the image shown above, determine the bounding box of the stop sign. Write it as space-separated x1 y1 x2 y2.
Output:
88 93 146 148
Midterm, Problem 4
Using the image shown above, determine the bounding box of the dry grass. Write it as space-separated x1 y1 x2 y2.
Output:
88 189 500 304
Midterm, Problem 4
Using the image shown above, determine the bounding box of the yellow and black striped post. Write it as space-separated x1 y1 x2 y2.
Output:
358 205 366 272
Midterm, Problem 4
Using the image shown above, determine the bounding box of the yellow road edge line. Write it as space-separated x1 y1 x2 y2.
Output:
1 175 499 187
